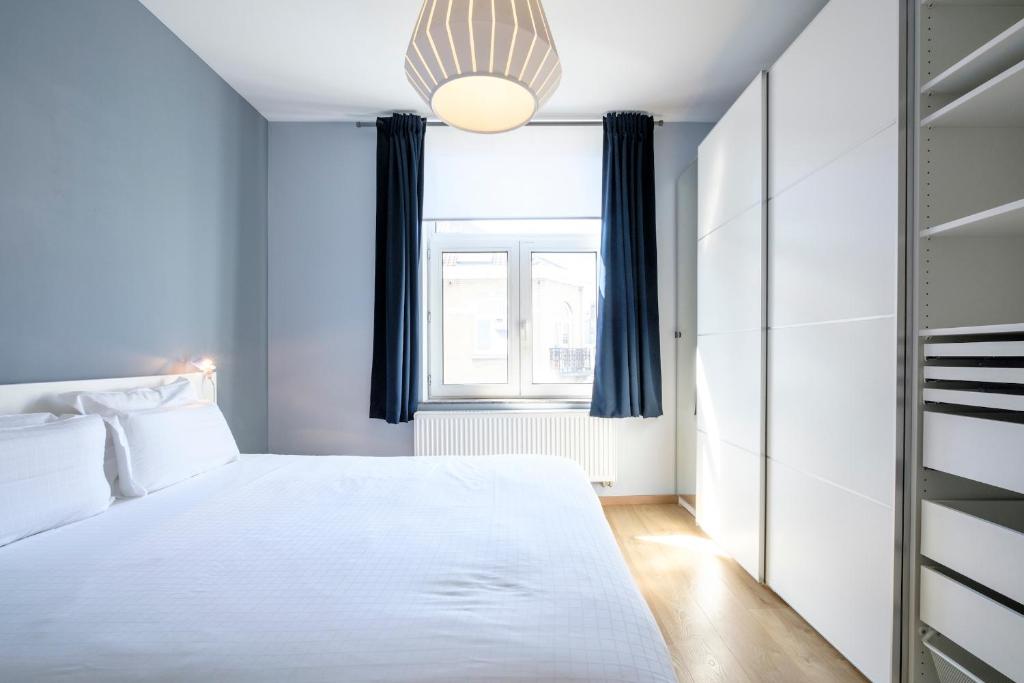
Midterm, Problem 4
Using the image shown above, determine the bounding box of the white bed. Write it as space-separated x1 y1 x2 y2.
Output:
0 450 674 682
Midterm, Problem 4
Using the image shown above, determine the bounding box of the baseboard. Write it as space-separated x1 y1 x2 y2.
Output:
599 494 678 507
677 494 696 516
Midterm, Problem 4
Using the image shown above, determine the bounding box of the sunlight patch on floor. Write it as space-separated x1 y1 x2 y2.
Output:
635 533 728 557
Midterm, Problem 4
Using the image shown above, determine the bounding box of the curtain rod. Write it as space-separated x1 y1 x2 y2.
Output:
353 120 665 128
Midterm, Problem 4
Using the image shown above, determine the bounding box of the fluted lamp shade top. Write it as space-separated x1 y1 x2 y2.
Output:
405 0 562 133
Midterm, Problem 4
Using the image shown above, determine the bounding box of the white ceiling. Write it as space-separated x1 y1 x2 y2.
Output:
139 0 827 123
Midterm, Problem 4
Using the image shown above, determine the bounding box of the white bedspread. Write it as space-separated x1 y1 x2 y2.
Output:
0 454 674 682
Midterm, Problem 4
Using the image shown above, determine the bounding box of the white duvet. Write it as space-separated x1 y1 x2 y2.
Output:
0 454 674 682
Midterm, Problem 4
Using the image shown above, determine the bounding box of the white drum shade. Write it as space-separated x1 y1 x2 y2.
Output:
405 0 562 133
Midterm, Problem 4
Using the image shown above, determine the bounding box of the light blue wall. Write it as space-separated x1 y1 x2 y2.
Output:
0 0 268 451
268 123 412 456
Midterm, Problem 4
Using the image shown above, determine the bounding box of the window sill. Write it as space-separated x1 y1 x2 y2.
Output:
418 399 591 413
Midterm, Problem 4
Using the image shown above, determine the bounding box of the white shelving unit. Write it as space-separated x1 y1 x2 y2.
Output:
909 3 1024 682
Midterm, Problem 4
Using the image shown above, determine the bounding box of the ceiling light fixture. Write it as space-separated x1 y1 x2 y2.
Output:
405 0 562 134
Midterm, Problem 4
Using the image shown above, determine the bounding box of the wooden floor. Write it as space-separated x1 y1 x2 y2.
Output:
605 504 866 683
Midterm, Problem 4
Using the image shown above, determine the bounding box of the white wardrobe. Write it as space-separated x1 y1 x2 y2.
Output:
693 0 902 680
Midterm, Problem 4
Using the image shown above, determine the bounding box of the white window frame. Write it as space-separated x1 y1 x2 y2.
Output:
428 236 520 399
518 238 599 399
425 221 600 401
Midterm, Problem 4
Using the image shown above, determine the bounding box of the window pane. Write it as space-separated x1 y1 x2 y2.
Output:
442 252 509 385
435 219 599 237
531 252 597 384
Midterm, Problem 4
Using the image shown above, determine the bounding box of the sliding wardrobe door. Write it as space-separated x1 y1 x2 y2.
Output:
766 0 901 680
676 162 698 500
695 73 766 581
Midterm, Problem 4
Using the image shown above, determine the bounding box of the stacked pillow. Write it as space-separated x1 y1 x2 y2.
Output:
59 379 198 490
109 403 239 497
60 377 197 415
59 378 240 497
0 414 111 547
0 412 58 429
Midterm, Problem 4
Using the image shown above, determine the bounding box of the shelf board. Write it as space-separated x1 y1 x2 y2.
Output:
925 366 1024 383
921 59 1024 127
922 18 1024 95
924 387 1024 411
922 322 1024 336
922 0 1024 6
922 197 1024 237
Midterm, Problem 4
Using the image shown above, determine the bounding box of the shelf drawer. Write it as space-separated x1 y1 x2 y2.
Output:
923 633 1014 683
924 365 1024 384
924 340 1024 358
922 500 1024 604
924 412 1024 494
920 567 1024 682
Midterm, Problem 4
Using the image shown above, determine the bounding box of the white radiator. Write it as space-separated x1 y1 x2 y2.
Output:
414 411 618 484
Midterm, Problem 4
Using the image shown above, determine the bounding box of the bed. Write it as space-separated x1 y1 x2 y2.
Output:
0 375 674 683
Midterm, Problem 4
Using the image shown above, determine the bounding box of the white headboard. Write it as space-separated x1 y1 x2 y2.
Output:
0 372 216 415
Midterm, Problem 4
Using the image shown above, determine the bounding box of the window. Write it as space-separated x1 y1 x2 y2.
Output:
426 219 600 400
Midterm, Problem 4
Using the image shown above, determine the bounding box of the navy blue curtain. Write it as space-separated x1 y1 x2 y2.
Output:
590 112 663 418
369 114 426 424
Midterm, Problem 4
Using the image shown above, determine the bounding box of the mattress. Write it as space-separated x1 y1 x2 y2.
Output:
0 454 674 682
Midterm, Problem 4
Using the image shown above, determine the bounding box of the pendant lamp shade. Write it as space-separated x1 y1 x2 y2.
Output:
405 0 562 133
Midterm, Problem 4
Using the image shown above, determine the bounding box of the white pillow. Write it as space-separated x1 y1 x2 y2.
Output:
111 402 239 497
58 377 198 416
0 413 57 429
0 415 111 547
57 377 199 494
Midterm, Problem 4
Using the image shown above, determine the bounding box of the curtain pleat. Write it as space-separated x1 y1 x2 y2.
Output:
369 114 426 424
590 112 663 418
